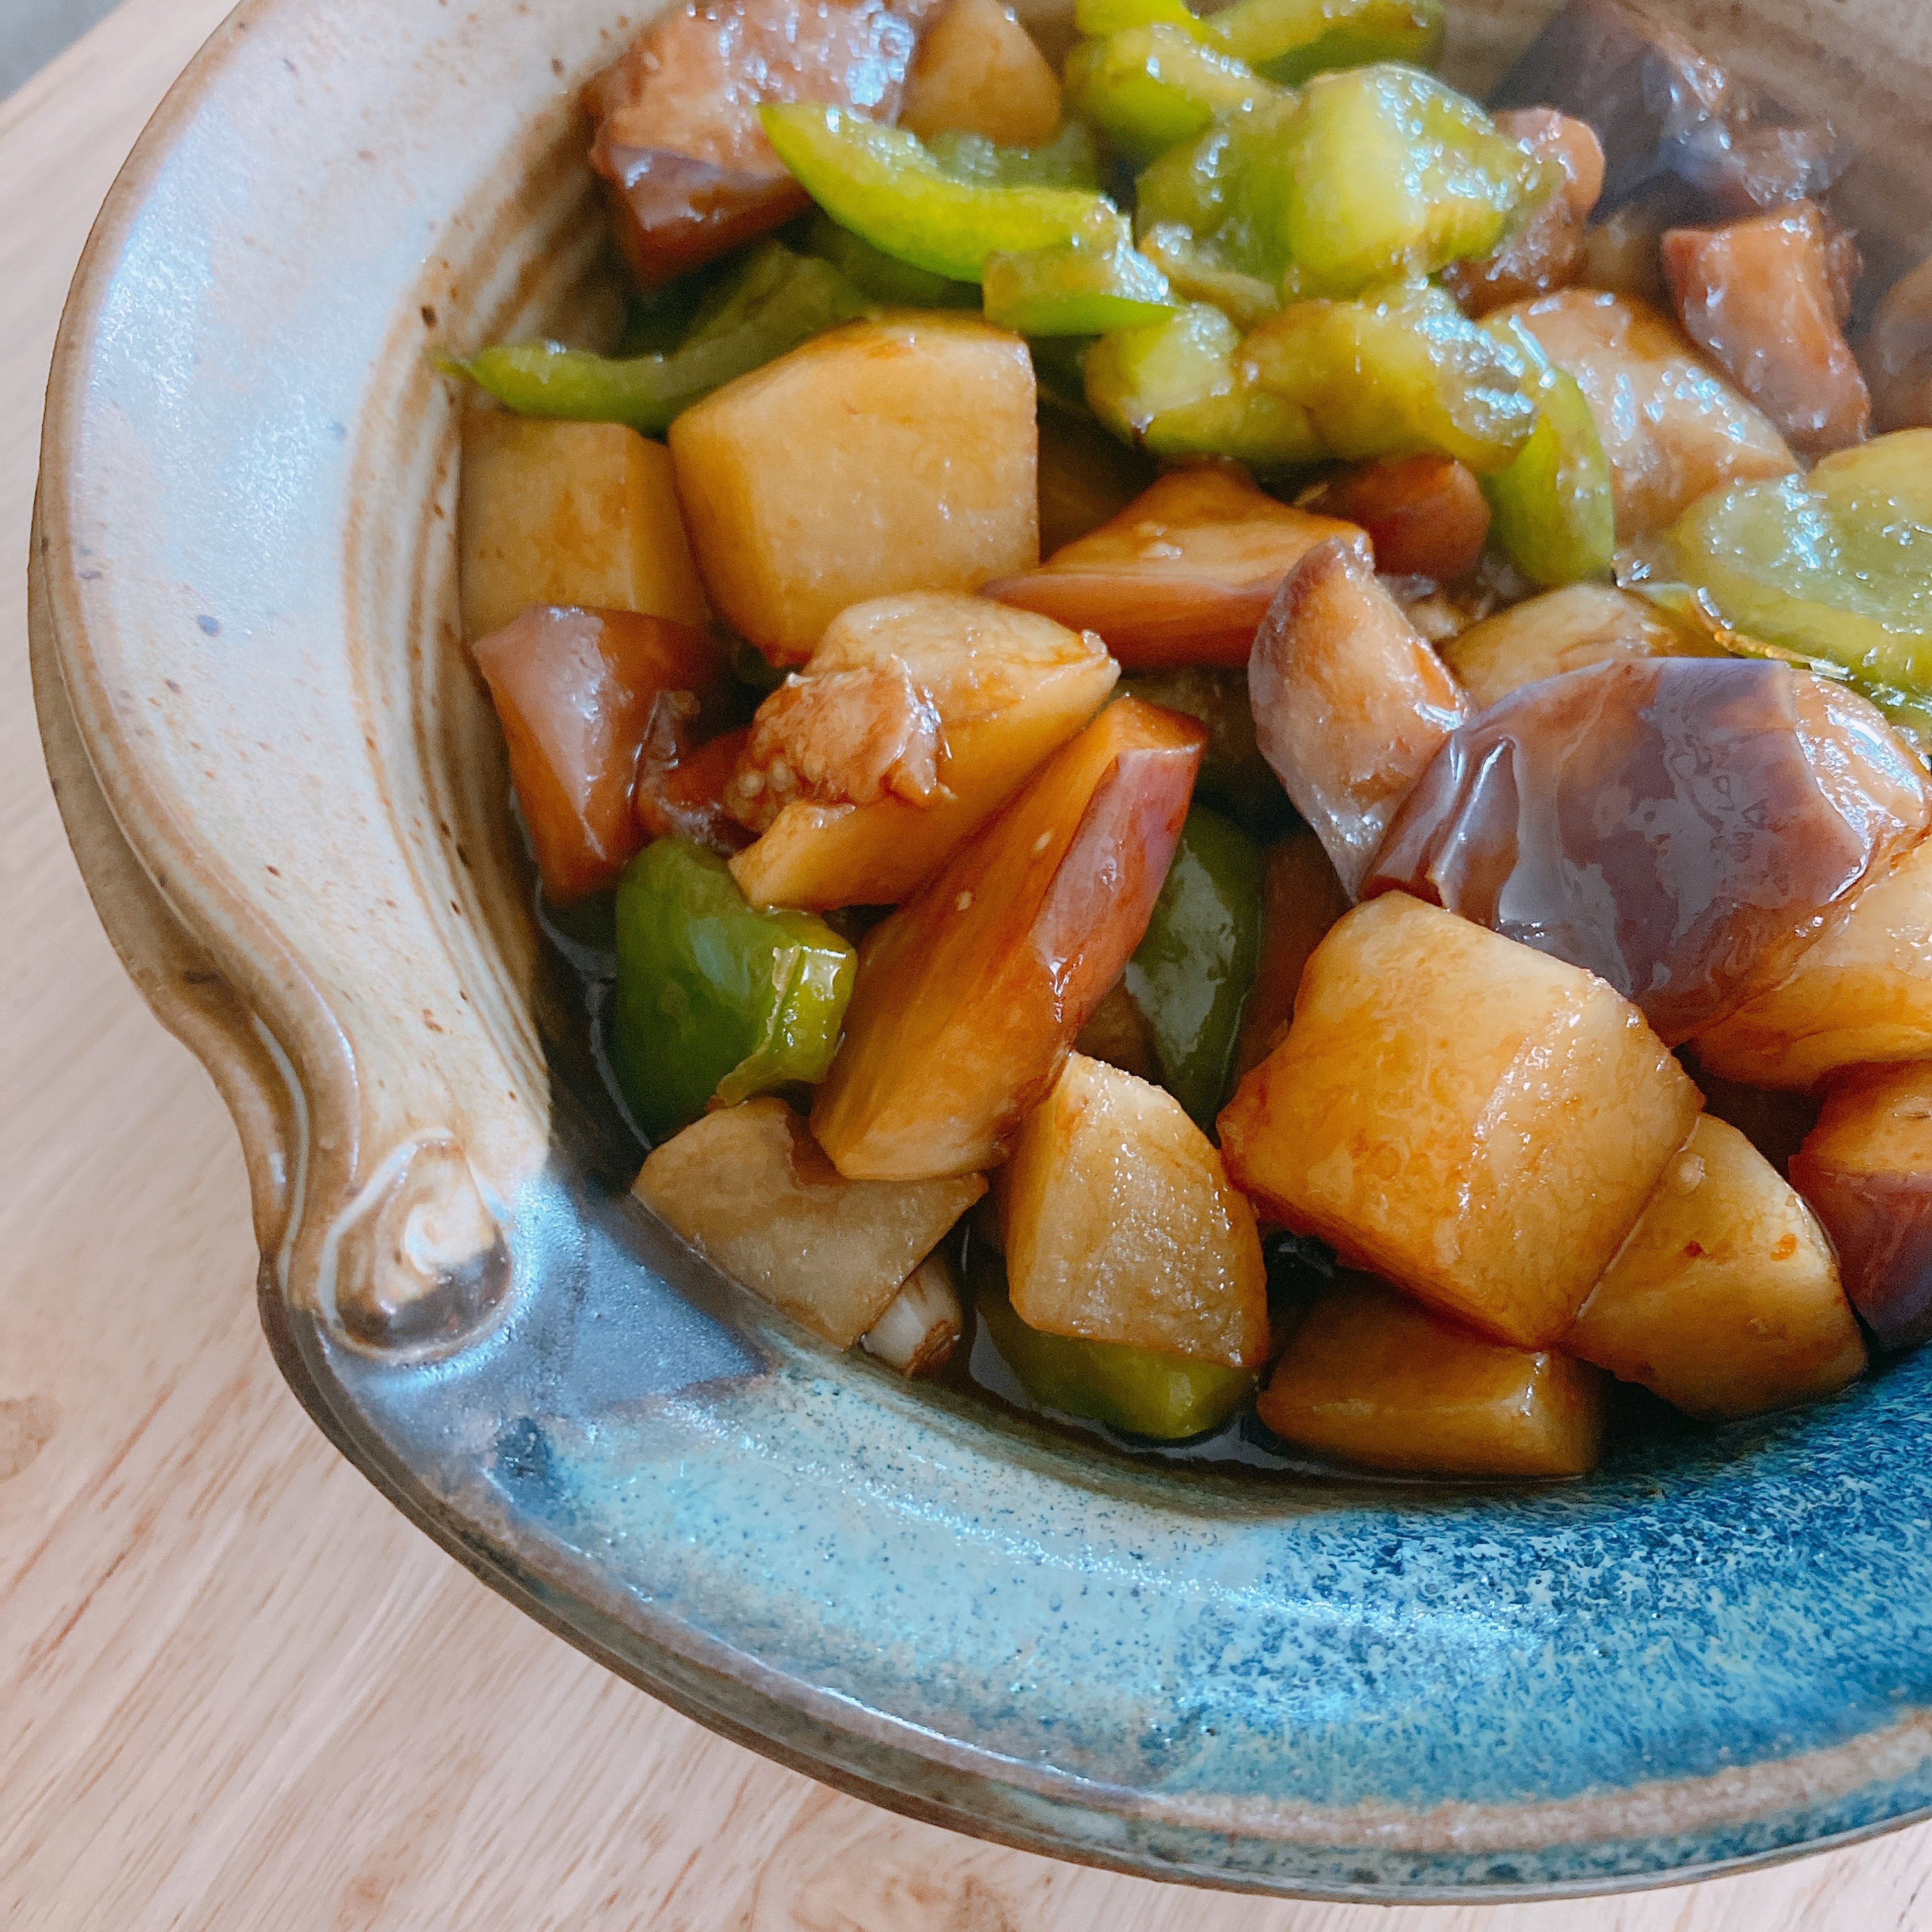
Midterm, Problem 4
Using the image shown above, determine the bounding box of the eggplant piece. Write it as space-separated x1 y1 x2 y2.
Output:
1865 255 1932 434
585 0 916 286
1662 202 1870 455
1364 657 1931 1044
1489 0 1847 223
1444 108 1605 317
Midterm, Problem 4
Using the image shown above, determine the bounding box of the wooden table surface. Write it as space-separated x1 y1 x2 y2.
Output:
3 6 1929 1927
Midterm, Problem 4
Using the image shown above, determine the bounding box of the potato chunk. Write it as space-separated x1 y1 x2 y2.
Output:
726 594 1118 908
670 315 1038 662
1499 289 1797 538
900 0 1062 148
1219 894 1702 1347
1439 582 1722 711
633 1097 985 1346
459 414 708 641
1248 537 1468 897
1791 1063 1932 1350
1001 1054 1268 1369
1568 1117 1864 1420
1694 840 1932 1089
813 697 1203 1178
1258 1275 1606 1478
988 468 1366 669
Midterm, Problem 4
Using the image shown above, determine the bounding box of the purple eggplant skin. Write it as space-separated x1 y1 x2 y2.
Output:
1362 656 1930 1045
1488 0 1847 222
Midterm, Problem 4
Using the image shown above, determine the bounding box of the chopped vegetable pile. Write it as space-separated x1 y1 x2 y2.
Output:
441 0 1932 1477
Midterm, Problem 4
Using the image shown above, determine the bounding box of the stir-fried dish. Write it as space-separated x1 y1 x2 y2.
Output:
442 0 1932 1479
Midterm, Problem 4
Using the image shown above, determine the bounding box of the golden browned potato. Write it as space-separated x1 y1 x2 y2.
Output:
1791 1062 1932 1350
1694 839 1932 1089
1258 1274 1606 1478
726 594 1118 908
1219 893 1702 1347
459 413 708 640
1566 1116 1864 1420
1232 828 1350 1080
1439 582 1723 711
813 697 1203 1178
1499 289 1798 538
1248 537 1468 897
1001 1054 1269 1369
860 1250 965 1375
633 1097 985 1346
899 0 1062 147
670 315 1039 662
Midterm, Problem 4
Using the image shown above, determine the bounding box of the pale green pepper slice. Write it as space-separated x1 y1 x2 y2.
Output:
1063 25 1279 160
926 122 1104 190
1242 279 1536 471
976 1268 1255 1438
801 213 980 308
1481 313 1616 586
984 228 1179 335
1210 0 1446 84
760 105 1119 282
609 840 856 1141
440 241 873 433
1074 0 1445 83
1086 302 1318 465
1666 430 1932 708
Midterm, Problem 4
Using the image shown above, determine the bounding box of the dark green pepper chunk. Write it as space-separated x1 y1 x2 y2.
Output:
760 105 1119 283
976 1262 1255 1438
1124 805 1265 1128
610 839 856 1140
440 241 873 434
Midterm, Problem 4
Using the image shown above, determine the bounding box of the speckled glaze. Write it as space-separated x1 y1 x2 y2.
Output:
30 0 1932 1899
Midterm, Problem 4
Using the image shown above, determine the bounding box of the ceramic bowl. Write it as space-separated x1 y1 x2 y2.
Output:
31 0 1932 1899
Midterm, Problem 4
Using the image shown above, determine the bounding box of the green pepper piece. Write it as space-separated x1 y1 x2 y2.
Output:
926 122 1104 190
1271 66 1556 295
800 213 980 308
1133 123 1285 326
1119 667 1292 836
1665 431 1932 728
1123 805 1265 1128
984 231 1178 335
440 241 874 434
1063 25 1279 162
1086 303 1319 465
1242 279 1536 472
1480 313 1616 587
1074 0 1204 37
976 1267 1255 1438
760 105 1120 283
610 839 856 1140
1207 0 1446 85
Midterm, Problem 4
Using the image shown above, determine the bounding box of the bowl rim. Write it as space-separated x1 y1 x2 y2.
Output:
29 0 1932 1902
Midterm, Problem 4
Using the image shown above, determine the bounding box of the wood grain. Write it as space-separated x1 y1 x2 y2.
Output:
3 6 1931 1926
